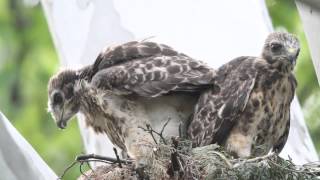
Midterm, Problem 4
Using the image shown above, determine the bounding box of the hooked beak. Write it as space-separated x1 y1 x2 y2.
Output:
56 106 67 129
288 48 299 65
289 55 296 65
57 119 67 129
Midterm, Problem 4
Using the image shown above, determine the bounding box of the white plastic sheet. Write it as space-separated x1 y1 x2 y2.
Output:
296 0 320 85
0 112 57 180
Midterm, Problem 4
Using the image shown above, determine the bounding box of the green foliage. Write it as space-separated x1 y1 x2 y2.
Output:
0 1 82 179
303 91 320 151
266 0 320 155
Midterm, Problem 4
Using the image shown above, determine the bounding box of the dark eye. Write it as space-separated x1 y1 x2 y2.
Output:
53 92 63 105
270 42 283 51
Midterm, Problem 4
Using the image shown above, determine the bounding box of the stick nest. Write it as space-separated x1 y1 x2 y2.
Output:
73 138 320 180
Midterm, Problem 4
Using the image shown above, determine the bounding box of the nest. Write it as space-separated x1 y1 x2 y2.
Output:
72 138 320 180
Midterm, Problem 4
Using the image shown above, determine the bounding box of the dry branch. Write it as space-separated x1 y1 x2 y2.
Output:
59 121 320 180
74 140 320 180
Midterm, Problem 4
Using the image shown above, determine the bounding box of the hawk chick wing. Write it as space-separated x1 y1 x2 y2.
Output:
88 41 215 97
189 56 257 146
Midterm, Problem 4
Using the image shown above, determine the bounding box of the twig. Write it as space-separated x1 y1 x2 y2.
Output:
86 161 93 171
179 123 182 138
139 118 171 145
76 154 131 164
232 153 275 168
160 118 171 136
147 124 159 144
156 118 171 144
212 151 232 168
79 162 88 179
57 161 78 180
59 154 133 179
113 148 122 168
82 159 121 165
150 125 167 145
138 124 158 144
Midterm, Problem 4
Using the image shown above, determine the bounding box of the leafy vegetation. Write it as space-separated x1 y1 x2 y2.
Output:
0 0 318 179
0 0 82 179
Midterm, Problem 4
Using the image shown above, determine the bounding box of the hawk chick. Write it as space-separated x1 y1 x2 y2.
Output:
188 32 300 158
48 41 216 168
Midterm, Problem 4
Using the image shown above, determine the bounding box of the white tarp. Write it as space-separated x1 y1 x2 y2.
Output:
0 112 57 180
296 0 320 85
39 0 318 165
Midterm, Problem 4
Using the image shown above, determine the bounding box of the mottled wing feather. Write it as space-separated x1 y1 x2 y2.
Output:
272 119 290 153
88 41 181 80
91 55 215 97
189 56 257 146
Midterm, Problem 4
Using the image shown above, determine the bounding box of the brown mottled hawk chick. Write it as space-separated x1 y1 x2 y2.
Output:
47 41 215 168
188 32 300 158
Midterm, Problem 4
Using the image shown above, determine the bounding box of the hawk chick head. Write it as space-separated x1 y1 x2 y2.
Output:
47 69 80 129
262 32 300 68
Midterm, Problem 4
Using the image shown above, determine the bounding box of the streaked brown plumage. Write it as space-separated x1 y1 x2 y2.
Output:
188 32 299 157
47 41 216 167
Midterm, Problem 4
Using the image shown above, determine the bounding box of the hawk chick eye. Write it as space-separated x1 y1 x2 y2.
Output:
270 42 283 52
53 92 63 105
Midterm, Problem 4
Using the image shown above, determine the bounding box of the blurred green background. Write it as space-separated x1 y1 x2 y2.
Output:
0 0 319 179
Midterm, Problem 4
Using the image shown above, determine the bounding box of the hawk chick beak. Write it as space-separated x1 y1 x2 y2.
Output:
288 48 299 65
57 108 67 129
57 120 67 129
289 55 296 65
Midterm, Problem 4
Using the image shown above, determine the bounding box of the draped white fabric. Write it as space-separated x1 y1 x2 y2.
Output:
38 0 317 167
296 0 320 84
0 112 57 180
